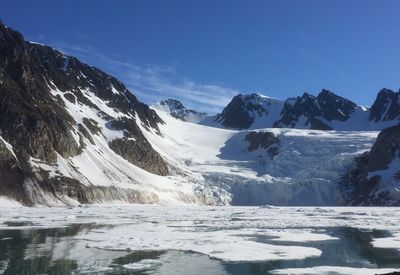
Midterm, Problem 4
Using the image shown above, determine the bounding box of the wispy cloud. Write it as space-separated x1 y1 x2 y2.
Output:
34 39 240 114
124 67 240 114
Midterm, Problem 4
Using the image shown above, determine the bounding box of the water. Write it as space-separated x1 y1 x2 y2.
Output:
1 225 399 274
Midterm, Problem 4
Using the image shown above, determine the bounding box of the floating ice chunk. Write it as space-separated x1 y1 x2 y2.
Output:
123 259 163 271
372 231 400 251
263 229 338 243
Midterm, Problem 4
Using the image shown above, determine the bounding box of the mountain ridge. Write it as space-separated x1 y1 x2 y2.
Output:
211 89 400 131
0 20 201 205
0 21 399 207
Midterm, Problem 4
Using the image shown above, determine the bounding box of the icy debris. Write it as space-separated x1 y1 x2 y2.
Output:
1 205 400 263
372 231 400 251
122 259 163 271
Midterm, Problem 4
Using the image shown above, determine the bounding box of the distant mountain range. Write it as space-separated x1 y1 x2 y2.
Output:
212 89 400 130
0 20 399 206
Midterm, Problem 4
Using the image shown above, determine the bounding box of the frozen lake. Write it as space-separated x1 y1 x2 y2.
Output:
0 205 400 274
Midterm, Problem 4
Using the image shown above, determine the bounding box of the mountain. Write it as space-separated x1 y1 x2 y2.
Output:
369 88 400 123
273 90 358 130
214 93 284 129
0 21 209 206
343 124 400 205
214 89 400 131
0 21 399 207
152 99 208 123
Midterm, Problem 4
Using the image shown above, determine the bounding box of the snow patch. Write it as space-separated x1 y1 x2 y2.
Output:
0 196 22 207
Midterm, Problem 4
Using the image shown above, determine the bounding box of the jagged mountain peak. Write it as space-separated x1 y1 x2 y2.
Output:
215 90 361 130
159 99 186 110
273 89 358 129
369 88 400 123
152 98 208 123
214 93 284 129
216 88 400 131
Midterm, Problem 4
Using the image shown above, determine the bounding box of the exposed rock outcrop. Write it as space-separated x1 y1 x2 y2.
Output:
245 131 279 159
342 125 400 205
369 88 400 123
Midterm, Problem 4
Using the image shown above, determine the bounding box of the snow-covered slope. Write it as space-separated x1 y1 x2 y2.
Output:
144 109 378 205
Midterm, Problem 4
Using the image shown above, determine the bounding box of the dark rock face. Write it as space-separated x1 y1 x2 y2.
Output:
82 118 101 135
0 137 28 204
342 125 400 205
107 118 169 175
110 138 169 176
274 92 331 130
369 88 400 123
26 175 160 205
367 125 400 172
245 131 279 159
0 21 169 205
215 94 268 129
274 90 357 130
317 89 357 121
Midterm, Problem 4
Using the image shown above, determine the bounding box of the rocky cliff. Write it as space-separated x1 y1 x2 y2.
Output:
0 21 174 205
342 125 400 205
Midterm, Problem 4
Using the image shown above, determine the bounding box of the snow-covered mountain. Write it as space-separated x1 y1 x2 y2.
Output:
213 93 284 129
0 21 209 206
152 99 208 123
213 89 400 131
0 21 399 206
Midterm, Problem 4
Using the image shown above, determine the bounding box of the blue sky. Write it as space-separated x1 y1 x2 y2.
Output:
1 0 400 113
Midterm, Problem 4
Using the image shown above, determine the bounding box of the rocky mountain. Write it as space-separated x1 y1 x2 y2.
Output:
214 89 400 131
152 99 208 123
0 21 399 207
213 93 284 129
0 21 207 206
369 88 400 123
273 90 358 130
342 125 400 205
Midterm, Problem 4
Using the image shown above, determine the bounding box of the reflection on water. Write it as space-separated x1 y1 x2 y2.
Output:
225 228 400 274
0 225 400 274
0 225 84 274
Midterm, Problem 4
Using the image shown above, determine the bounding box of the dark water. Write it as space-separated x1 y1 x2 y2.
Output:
0 225 400 274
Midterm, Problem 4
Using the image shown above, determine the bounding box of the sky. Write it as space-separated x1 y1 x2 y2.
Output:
1 0 400 113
